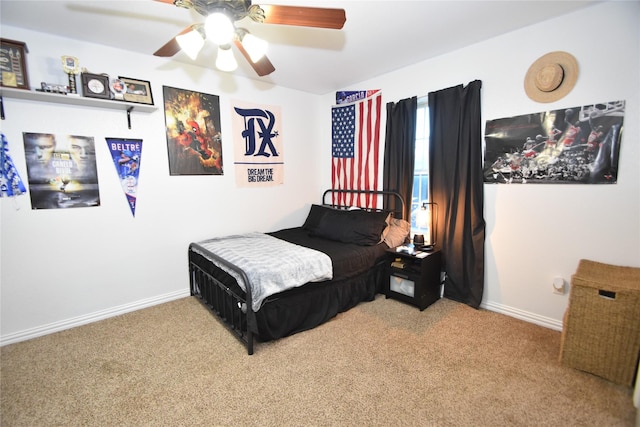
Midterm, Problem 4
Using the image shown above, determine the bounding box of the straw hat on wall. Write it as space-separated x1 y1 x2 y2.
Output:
524 51 579 103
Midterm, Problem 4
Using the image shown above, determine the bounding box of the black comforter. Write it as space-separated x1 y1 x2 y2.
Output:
268 227 388 281
189 227 390 341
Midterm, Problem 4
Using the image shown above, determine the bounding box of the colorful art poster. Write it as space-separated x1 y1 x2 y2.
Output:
231 100 283 187
22 132 100 209
106 138 142 217
336 89 380 105
483 100 625 184
163 86 223 175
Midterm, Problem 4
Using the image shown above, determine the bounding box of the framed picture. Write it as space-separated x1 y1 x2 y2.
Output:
119 76 154 105
81 73 111 99
163 86 223 175
109 78 127 100
0 38 30 90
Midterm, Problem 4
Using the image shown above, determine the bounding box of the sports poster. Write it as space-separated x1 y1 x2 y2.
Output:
163 86 223 175
484 100 625 184
22 132 100 209
231 99 283 187
106 138 142 217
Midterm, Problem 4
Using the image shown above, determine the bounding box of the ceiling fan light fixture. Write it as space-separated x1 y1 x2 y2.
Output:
176 29 205 60
156 1 346 77
205 12 235 46
216 44 238 72
241 33 268 63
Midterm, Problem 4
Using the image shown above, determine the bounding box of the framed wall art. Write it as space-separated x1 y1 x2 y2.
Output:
119 76 154 105
81 72 111 99
0 38 30 90
163 86 223 175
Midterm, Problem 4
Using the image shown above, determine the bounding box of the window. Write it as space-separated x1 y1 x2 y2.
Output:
410 97 429 233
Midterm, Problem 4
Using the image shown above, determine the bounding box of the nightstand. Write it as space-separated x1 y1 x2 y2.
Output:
385 247 442 311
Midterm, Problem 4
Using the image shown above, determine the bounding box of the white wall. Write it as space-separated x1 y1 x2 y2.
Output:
2 1 639 344
320 0 640 329
0 26 325 343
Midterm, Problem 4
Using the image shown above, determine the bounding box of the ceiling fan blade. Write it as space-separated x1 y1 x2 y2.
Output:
233 39 276 76
154 38 181 57
259 5 346 29
153 26 193 57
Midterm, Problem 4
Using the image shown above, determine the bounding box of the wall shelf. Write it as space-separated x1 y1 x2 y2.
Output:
0 86 157 128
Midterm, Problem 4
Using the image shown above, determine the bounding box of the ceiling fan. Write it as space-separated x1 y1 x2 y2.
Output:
153 0 346 76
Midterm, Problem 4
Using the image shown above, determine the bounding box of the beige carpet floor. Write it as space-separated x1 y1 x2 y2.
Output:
1 295 636 426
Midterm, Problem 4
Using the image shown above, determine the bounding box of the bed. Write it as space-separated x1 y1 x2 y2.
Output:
188 189 409 354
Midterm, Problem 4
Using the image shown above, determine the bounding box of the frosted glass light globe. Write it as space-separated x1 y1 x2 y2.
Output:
205 12 235 46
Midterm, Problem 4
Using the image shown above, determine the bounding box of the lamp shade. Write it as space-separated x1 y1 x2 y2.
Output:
216 45 238 71
416 202 438 249
242 33 268 63
416 205 430 229
176 29 205 60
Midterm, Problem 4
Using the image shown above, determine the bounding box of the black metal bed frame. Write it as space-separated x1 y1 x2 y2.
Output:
189 189 405 355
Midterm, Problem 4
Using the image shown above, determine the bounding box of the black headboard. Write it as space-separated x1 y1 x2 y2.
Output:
321 189 406 220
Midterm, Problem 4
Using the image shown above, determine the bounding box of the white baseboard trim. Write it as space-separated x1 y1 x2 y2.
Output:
1 292 564 346
0 289 190 347
481 300 564 331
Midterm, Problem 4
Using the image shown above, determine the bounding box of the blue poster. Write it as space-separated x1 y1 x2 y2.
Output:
336 89 380 105
106 137 142 216
1 133 26 197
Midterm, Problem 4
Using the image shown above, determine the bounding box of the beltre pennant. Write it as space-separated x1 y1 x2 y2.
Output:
0 133 26 198
106 137 143 217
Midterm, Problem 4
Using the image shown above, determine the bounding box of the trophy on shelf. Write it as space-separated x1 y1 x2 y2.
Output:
61 55 80 95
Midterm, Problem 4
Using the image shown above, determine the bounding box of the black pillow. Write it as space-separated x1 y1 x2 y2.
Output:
313 209 388 246
302 204 336 232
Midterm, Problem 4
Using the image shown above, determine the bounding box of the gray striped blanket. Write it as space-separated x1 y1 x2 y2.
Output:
191 232 333 311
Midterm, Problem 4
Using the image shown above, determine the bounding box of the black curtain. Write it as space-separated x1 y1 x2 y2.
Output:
428 81 485 308
382 96 417 220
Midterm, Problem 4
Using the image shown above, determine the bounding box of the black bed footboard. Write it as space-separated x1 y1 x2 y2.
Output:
189 246 255 355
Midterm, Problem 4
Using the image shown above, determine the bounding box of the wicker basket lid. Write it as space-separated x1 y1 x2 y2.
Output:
572 259 640 291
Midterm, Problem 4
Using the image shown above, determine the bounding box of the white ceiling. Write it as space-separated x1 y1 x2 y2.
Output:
1 0 601 95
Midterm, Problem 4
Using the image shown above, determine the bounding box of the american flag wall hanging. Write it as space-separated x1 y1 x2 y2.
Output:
331 90 382 208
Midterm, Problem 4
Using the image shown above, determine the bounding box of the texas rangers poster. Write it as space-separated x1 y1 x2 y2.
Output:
231 100 283 187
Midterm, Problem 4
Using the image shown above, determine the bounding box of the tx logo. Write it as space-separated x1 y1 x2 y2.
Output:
234 107 279 157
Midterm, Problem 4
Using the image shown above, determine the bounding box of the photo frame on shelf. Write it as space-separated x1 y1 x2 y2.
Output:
81 72 111 99
119 76 154 105
0 38 30 90
109 78 127 100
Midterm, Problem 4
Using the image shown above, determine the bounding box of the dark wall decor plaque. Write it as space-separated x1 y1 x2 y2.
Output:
81 73 111 99
0 38 30 90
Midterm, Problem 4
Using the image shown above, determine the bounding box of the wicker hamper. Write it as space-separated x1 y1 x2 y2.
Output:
559 259 640 387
